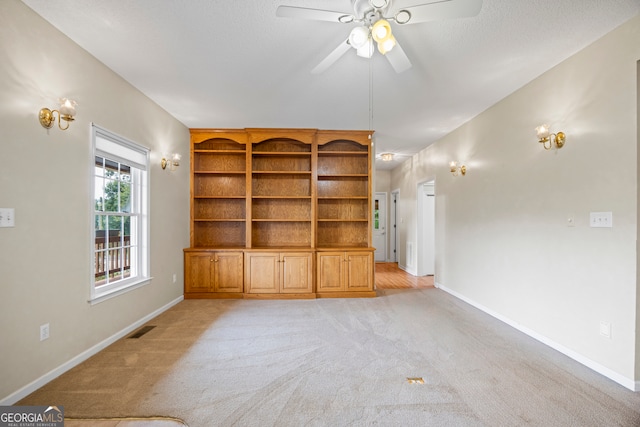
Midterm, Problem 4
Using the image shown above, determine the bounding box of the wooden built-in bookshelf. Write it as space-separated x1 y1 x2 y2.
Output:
185 128 375 299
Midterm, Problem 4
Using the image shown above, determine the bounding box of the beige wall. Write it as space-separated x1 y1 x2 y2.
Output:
636 60 640 381
0 1 190 401
391 15 640 387
374 169 391 194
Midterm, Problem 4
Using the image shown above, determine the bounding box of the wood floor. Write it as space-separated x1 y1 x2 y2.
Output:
374 262 434 289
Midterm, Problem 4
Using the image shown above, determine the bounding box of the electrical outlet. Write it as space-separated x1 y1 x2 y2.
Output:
40 323 50 341
590 212 613 228
172 273 177 284
0 208 15 227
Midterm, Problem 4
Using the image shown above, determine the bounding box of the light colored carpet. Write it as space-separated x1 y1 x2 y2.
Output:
65 418 186 426
19 289 640 426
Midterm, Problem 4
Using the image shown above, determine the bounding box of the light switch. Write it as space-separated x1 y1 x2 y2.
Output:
599 321 611 339
0 208 15 227
590 212 612 228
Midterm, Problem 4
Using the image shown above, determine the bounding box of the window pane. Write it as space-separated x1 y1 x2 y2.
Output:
103 176 120 213
107 249 123 281
120 164 131 177
104 158 119 172
95 157 105 212
94 249 108 286
122 216 131 240
95 157 105 176
120 180 131 213
95 215 107 234
122 244 132 280
109 216 122 243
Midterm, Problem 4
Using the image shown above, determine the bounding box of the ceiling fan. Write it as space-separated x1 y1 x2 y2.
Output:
276 0 483 74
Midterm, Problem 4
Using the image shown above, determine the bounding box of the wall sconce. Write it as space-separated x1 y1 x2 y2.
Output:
380 152 395 162
39 98 77 131
449 161 466 176
161 153 181 171
535 124 566 150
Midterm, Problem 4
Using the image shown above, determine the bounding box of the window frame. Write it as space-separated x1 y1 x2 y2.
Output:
90 123 150 304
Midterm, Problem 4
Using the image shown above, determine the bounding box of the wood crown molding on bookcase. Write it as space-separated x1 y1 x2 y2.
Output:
184 128 375 299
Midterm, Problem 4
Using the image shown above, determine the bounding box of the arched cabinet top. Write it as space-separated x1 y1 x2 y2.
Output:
316 130 373 146
246 128 317 145
190 129 248 145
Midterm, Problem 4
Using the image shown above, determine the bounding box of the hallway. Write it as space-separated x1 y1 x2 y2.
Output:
375 262 434 289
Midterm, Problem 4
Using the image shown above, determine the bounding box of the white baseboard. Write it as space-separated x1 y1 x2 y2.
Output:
435 282 637 392
1 296 183 405
398 264 417 276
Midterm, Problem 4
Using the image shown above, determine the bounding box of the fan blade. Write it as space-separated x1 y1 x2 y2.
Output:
311 39 352 74
386 41 412 73
276 6 354 23
400 0 482 24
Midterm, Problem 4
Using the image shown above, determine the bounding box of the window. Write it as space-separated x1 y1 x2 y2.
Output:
91 124 149 302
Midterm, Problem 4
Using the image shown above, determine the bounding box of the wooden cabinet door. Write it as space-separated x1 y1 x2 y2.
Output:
281 252 313 293
185 252 213 293
317 252 345 292
213 251 244 293
345 251 373 291
245 252 279 293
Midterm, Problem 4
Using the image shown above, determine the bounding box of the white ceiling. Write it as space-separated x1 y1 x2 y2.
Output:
22 0 640 170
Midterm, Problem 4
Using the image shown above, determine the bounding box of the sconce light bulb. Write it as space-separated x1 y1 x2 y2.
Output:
535 124 550 140
59 98 77 119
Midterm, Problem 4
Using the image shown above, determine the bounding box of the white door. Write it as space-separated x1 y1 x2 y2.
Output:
390 191 399 262
417 182 435 275
373 192 387 262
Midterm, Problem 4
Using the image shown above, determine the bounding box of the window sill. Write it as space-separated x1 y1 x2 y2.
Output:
89 277 153 305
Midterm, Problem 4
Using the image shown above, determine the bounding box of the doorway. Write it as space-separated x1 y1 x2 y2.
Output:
373 192 387 262
416 181 435 276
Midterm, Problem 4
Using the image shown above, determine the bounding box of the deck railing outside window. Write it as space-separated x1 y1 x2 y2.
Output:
94 230 131 286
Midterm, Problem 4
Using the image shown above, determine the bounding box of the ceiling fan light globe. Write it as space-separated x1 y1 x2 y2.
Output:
349 26 370 49
357 39 374 58
377 34 396 54
371 19 392 43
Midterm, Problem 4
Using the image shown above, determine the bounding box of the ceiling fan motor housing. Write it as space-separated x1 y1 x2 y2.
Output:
352 0 390 19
